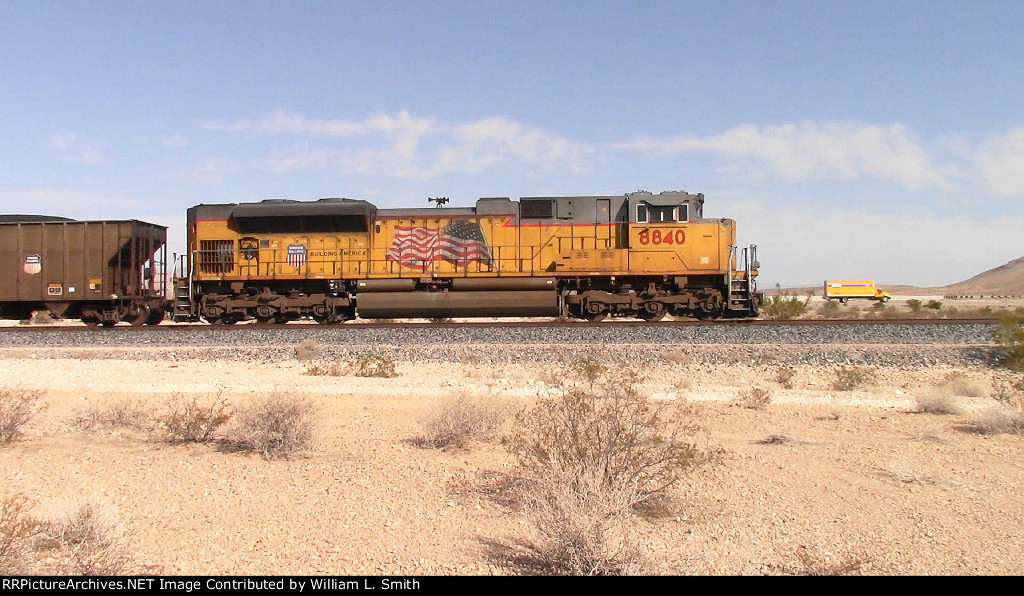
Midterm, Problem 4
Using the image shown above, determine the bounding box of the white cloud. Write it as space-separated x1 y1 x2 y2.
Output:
212 111 592 178
49 132 103 164
614 122 959 192
425 117 593 176
974 127 1024 197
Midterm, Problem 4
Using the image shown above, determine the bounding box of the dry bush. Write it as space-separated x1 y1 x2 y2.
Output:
816 300 841 319
417 393 516 449
227 393 317 459
775 367 796 389
505 367 706 574
294 338 323 361
940 372 986 397
832 366 876 391
913 387 962 415
738 387 772 410
72 396 152 431
0 493 40 574
520 463 648 575
964 386 1024 434
303 360 345 376
349 350 398 378
29 310 56 325
0 386 45 444
994 315 1024 371
761 294 809 320
38 497 131 576
158 392 230 443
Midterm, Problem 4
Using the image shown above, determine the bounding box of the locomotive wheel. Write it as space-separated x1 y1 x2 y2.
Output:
100 321 116 328
581 311 607 323
255 317 275 325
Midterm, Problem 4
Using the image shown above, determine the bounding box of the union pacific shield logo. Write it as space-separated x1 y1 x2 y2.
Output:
287 244 306 268
23 254 41 274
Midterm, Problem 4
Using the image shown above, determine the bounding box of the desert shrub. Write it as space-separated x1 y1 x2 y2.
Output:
738 387 772 410
349 350 398 378
227 393 317 459
964 405 1024 435
294 338 323 361
158 392 230 443
508 375 705 505
906 299 922 313
522 462 648 575
417 393 516 448
506 372 705 574
0 493 40 574
775 367 796 389
761 294 809 320
925 300 942 310
991 377 1024 401
817 300 841 319
569 357 608 390
303 360 345 377
939 372 986 397
993 315 1024 371
832 366 875 391
72 397 152 431
0 386 44 444
29 310 55 325
39 497 131 576
913 387 962 415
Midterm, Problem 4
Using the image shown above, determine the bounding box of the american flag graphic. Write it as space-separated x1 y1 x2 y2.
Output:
386 220 494 270
287 244 307 268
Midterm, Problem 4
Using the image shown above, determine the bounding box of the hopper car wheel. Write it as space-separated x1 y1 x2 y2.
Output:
255 317 275 325
145 308 165 325
129 306 151 327
638 309 666 322
82 316 100 327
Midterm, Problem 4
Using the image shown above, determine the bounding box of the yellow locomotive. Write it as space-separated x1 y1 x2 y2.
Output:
172 190 760 323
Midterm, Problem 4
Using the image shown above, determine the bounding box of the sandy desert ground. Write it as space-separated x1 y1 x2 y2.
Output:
2 337 1023 576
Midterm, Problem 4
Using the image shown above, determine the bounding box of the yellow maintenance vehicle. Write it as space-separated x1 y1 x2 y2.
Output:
823 280 891 303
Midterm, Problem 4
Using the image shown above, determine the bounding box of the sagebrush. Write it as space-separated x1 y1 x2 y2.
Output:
505 365 705 574
349 350 398 378
0 493 39 574
158 392 230 443
227 393 317 459
832 366 875 391
39 497 132 576
417 393 516 448
0 386 44 444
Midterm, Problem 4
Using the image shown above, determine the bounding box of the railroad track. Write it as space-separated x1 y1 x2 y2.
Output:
0 317 1002 333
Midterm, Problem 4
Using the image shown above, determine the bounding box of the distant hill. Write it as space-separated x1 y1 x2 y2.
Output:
769 256 1024 296
940 256 1024 296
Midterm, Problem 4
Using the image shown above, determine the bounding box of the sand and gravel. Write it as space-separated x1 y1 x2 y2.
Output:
1 332 1023 575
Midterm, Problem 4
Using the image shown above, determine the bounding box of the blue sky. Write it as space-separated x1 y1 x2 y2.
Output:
2 0 1022 287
